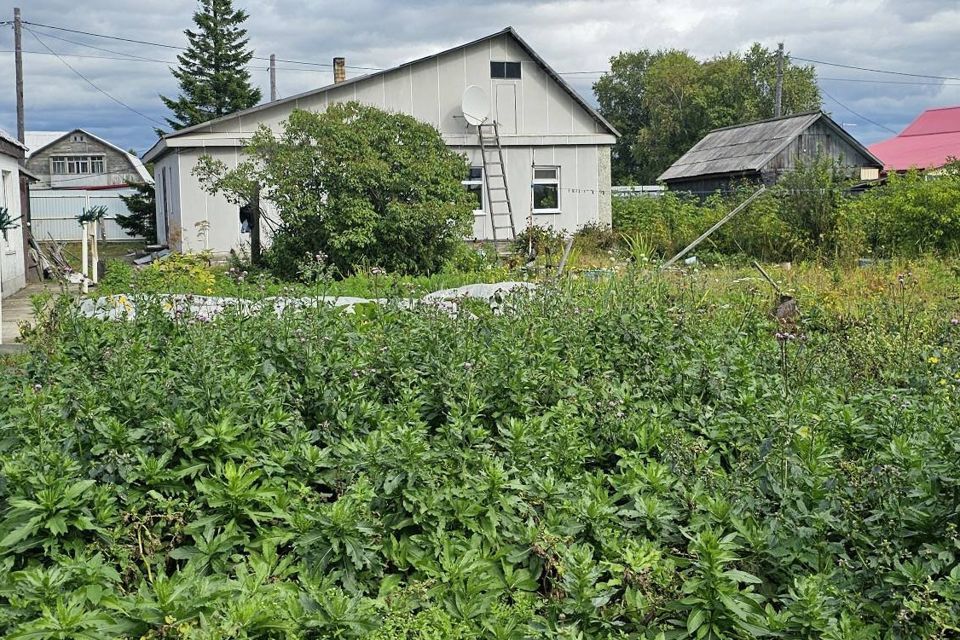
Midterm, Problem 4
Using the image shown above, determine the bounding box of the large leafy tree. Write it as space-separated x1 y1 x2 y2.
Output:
194 102 475 277
595 45 820 184
160 0 262 131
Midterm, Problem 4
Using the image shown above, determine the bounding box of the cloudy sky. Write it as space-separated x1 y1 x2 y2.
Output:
2 0 959 158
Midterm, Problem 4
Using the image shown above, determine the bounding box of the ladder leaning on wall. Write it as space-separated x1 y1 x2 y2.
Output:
477 122 516 244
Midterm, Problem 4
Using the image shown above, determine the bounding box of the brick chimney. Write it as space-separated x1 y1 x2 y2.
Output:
333 57 346 84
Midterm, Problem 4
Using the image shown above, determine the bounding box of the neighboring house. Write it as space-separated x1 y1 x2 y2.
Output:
24 129 153 242
869 105 960 173
0 129 29 298
143 26 619 255
24 129 152 189
658 111 883 194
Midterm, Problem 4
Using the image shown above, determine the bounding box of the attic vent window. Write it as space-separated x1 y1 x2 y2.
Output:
72 134 85 142
490 61 521 79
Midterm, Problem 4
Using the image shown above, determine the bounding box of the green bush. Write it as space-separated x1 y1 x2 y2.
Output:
195 102 475 279
846 163 960 256
3 268 960 637
613 158 869 262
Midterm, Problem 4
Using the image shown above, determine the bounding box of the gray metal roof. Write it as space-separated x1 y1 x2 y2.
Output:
145 26 618 162
658 111 877 182
0 128 27 153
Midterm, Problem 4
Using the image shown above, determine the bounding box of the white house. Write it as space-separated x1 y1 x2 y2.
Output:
0 129 28 298
143 27 619 255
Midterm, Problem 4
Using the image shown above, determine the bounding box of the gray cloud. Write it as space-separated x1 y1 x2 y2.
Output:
2 0 958 155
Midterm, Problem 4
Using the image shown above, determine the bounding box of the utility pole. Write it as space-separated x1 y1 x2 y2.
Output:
269 54 276 101
14 7 25 143
774 42 784 118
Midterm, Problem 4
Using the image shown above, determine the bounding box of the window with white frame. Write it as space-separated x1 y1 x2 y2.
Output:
462 166 485 214
532 166 560 213
51 155 105 175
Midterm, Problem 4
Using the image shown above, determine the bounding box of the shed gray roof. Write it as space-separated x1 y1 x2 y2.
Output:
658 111 880 182
0 128 28 153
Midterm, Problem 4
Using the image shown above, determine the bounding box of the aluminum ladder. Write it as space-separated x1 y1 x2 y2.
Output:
477 122 516 243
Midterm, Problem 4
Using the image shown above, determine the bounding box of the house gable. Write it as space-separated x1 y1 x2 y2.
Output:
146 27 616 161
25 128 152 188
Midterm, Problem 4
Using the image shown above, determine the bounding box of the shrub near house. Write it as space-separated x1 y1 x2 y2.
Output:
195 102 475 279
614 158 960 262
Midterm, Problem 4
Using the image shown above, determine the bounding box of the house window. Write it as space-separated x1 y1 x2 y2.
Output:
462 166 484 215
72 134 85 142
67 157 89 174
51 155 105 175
532 166 560 213
490 61 521 79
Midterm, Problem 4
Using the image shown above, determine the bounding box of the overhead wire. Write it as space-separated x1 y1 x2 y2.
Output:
793 55 960 82
20 26 173 63
22 20 383 70
13 19 952 138
818 87 898 134
23 26 168 128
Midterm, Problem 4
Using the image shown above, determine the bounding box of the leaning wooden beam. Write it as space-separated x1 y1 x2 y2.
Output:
660 185 767 270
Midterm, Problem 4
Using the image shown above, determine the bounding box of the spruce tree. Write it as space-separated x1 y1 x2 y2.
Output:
160 0 262 130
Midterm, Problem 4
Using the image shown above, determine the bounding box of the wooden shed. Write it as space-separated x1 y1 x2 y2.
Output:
658 111 883 194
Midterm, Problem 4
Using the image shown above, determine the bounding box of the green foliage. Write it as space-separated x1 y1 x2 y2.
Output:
612 158 867 263
846 162 960 256
613 158 960 263
159 0 261 131
595 45 821 183
75 206 107 226
195 103 475 278
0 206 21 243
97 255 513 299
511 225 564 262
775 157 862 261
4 265 960 637
117 182 158 244
108 252 218 294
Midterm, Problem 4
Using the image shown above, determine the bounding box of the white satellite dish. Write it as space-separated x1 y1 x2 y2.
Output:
461 85 490 126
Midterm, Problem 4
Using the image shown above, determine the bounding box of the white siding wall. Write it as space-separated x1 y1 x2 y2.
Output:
0 155 26 298
157 32 615 255
175 148 272 255
455 145 607 239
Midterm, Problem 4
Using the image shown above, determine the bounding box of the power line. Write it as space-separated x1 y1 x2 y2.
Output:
24 27 167 129
794 55 960 82
22 20 383 70
0 48 172 64
819 75 959 87
819 87 898 134
23 26 172 63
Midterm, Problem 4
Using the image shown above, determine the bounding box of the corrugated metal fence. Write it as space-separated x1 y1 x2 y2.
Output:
30 189 144 241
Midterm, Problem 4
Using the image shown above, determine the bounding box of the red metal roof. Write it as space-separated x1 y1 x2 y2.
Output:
869 106 960 171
